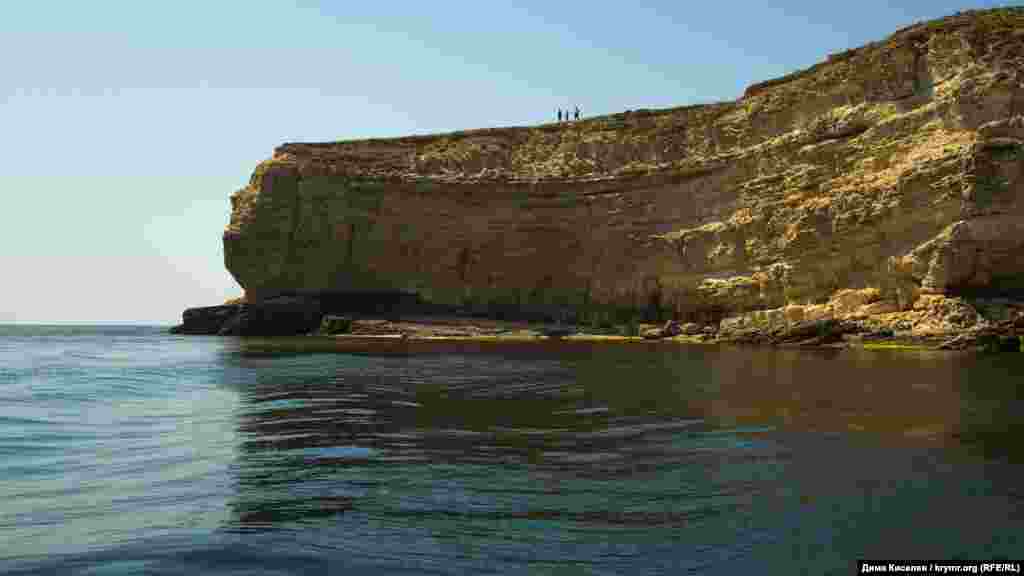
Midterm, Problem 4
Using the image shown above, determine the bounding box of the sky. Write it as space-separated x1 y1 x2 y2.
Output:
0 0 1014 324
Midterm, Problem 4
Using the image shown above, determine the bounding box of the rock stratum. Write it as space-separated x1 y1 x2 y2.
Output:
216 9 1024 344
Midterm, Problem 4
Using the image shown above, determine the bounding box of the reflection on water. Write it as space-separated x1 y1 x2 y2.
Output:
220 343 1024 570
2 327 1021 575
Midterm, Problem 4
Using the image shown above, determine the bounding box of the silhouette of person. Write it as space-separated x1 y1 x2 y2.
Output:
574 106 580 121
557 109 562 123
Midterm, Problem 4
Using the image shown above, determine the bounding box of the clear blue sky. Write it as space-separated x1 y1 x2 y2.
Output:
0 0 1012 324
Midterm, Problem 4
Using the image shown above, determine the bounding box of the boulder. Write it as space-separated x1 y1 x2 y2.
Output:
771 318 856 346
319 315 353 335
938 327 1022 352
937 332 977 350
720 327 769 345
641 320 692 339
662 320 683 337
170 304 241 335
218 296 323 336
857 301 900 317
680 322 702 336
830 288 881 316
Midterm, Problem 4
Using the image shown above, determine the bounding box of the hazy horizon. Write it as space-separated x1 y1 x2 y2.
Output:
1 0 1012 324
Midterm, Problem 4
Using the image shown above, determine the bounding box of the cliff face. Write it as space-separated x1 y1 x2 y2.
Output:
225 9 1024 326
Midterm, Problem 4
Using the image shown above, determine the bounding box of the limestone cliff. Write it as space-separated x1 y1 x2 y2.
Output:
225 8 1024 329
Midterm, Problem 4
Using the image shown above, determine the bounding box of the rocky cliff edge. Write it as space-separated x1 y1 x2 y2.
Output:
221 8 1024 343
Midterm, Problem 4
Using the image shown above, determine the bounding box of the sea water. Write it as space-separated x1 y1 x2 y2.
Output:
1 325 1022 575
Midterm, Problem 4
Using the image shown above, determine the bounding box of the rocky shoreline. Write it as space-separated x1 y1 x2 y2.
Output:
171 289 1023 353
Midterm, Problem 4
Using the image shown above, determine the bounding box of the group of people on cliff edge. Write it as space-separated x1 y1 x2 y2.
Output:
556 106 581 123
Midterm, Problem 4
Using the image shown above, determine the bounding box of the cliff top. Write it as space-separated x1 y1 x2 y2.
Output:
274 7 1024 156
258 7 1024 185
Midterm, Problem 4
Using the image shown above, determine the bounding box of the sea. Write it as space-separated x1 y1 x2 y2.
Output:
1 324 1022 575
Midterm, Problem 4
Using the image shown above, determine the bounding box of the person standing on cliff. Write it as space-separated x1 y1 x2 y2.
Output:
557 109 562 123
574 106 580 121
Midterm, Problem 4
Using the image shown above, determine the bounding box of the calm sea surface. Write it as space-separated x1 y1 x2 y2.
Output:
1 325 1022 575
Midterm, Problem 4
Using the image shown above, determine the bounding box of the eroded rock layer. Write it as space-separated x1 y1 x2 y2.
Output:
225 8 1024 327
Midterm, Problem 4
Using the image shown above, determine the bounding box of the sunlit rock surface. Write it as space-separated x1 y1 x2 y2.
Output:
224 8 1024 336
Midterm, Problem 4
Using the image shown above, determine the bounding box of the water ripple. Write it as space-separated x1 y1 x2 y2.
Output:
2 326 1024 575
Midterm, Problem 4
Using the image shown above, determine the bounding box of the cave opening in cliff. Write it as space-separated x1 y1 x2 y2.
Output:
289 290 433 318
